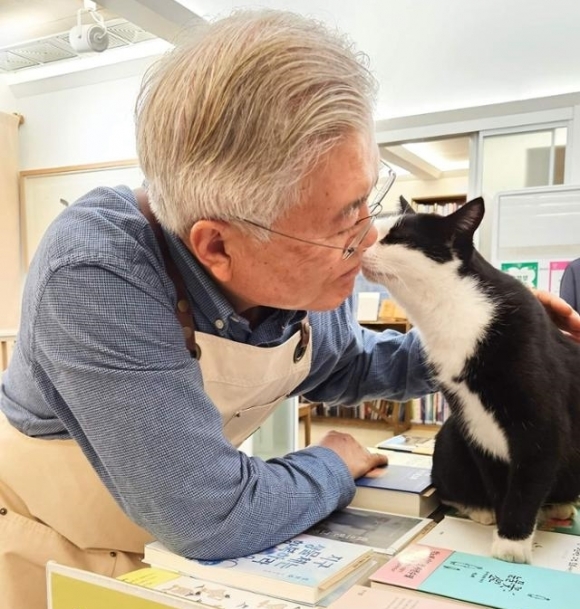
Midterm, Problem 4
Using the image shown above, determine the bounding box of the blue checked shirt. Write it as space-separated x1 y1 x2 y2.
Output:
0 186 434 559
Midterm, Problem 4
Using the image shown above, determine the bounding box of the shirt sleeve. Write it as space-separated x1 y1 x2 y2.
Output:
32 258 355 560
296 297 437 405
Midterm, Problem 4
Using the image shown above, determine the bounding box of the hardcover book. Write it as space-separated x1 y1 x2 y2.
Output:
420 515 580 572
369 543 580 609
143 533 373 606
376 433 437 455
306 506 434 555
350 464 439 518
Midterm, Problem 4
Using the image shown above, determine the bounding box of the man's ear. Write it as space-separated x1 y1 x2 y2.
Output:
187 220 233 282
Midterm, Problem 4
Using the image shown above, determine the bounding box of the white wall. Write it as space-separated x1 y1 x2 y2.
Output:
186 0 580 119
14 73 143 170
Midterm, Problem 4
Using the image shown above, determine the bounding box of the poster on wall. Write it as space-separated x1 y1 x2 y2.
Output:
548 260 570 296
500 261 539 288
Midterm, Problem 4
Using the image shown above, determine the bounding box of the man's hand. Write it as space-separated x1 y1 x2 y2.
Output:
317 430 388 479
532 289 580 343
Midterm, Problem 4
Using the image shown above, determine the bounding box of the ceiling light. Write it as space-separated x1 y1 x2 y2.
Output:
69 7 109 53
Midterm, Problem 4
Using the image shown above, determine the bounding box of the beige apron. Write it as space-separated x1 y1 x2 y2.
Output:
0 195 313 609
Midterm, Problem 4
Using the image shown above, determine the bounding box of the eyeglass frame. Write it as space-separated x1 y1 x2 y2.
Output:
237 160 396 261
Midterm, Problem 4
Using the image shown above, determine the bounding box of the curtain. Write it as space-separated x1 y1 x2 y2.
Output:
0 112 21 330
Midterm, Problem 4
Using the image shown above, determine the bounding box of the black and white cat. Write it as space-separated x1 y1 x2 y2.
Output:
361 196 580 564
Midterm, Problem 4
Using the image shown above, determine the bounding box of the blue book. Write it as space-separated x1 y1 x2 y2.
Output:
350 465 438 517
370 542 580 609
143 533 373 606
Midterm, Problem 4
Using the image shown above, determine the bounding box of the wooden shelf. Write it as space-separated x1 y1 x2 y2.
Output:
311 398 411 435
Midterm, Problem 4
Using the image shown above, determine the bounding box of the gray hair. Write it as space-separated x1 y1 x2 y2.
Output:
136 9 378 236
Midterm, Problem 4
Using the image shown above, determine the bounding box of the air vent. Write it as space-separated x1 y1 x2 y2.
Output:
0 18 157 73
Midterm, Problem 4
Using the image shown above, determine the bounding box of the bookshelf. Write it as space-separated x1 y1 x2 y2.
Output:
307 313 412 436
412 194 466 215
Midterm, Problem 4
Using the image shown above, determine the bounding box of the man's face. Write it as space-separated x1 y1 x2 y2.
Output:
218 132 380 314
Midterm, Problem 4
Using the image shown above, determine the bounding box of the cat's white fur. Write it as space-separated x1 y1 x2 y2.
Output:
363 218 510 462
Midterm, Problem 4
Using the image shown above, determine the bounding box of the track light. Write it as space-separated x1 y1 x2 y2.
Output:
69 7 109 53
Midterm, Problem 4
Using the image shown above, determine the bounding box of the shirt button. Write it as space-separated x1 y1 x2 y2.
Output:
177 299 189 312
214 319 225 330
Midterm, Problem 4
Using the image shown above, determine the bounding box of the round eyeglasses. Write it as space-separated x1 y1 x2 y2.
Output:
239 160 396 261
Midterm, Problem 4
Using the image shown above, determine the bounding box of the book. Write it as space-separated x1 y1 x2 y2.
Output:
350 464 439 518
306 506 434 555
118 566 313 608
376 432 437 455
369 446 433 469
369 542 580 609
47 561 203 609
143 533 373 606
420 515 580 572
325 584 481 609
445 503 580 536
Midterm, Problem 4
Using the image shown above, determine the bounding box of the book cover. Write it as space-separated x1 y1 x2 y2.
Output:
350 463 438 518
326 584 481 609
420 515 580 573
118 567 312 609
368 446 433 470
143 533 373 605
369 543 580 609
376 433 437 455
47 561 196 609
306 507 433 555
356 464 432 493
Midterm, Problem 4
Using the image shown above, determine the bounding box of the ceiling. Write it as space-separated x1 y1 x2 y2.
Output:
0 0 470 179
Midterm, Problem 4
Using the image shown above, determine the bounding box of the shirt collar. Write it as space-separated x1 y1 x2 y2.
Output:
165 231 303 341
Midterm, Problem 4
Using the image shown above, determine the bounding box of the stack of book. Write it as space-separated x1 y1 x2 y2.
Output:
350 448 438 517
141 533 375 607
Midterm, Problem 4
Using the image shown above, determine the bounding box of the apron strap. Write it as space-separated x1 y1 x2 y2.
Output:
134 188 201 359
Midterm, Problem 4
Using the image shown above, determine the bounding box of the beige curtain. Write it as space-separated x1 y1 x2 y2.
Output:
0 112 21 330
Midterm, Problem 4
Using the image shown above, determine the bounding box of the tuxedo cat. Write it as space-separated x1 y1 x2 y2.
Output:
361 196 580 564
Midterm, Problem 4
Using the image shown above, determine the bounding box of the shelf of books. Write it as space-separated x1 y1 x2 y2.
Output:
311 398 411 435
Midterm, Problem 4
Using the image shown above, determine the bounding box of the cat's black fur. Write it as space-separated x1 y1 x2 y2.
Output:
362 196 580 563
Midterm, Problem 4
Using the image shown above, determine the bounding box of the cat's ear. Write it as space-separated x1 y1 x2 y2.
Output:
398 196 416 215
448 197 485 242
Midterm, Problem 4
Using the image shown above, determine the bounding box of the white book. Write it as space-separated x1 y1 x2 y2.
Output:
47 561 316 609
421 515 580 572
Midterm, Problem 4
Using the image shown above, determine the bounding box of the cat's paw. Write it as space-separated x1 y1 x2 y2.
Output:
491 530 533 564
465 507 496 526
540 502 576 521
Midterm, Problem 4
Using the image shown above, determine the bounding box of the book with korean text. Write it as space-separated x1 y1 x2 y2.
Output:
369 543 580 609
143 533 372 606
306 506 434 555
350 464 438 517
